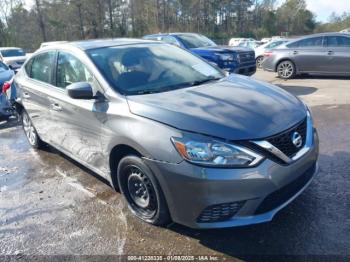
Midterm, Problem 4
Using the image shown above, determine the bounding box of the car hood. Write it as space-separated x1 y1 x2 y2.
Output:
190 45 252 53
126 74 306 140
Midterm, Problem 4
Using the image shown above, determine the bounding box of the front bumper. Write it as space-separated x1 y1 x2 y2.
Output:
233 64 257 76
216 60 256 76
144 131 319 229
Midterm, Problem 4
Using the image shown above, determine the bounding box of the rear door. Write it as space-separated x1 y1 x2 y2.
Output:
325 35 350 74
16 51 57 142
49 51 108 172
289 36 327 73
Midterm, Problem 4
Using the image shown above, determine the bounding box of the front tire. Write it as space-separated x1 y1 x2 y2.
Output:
277 60 296 79
22 110 43 149
117 155 171 226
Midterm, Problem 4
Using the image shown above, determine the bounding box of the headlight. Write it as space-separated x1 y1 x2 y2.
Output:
304 103 314 127
171 137 264 167
307 107 316 130
215 53 235 61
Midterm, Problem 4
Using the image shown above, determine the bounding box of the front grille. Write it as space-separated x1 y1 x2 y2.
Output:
197 201 245 223
267 118 307 158
254 163 316 214
238 51 255 63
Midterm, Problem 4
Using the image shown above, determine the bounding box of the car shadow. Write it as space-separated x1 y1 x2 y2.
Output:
0 118 20 130
278 74 350 80
277 84 318 96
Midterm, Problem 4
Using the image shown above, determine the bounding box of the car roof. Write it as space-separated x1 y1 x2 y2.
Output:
299 32 350 38
48 38 158 51
144 32 200 38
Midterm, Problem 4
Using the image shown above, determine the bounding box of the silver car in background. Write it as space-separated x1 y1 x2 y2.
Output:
14 39 318 229
262 33 350 79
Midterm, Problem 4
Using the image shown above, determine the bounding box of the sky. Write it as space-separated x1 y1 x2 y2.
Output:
23 0 350 23
277 0 350 22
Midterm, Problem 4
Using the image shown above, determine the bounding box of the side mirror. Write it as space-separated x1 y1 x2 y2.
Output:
66 82 94 99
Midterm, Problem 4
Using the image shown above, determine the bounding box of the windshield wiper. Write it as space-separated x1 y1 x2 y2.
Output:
132 77 222 95
190 77 222 87
135 89 160 95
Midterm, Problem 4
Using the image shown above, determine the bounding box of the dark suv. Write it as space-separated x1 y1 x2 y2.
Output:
143 33 256 76
262 33 350 79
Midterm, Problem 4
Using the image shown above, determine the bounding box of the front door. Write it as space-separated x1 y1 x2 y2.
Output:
49 51 108 174
290 36 327 73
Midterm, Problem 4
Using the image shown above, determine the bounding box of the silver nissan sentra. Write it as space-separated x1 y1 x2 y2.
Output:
14 39 319 229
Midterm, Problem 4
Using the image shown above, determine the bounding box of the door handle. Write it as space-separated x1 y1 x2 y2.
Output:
23 92 30 99
50 103 62 112
293 51 298 55
328 51 334 55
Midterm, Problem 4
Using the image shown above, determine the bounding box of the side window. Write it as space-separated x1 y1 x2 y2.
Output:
56 52 93 88
327 36 350 47
31 52 56 84
298 37 324 48
162 36 180 46
287 41 299 48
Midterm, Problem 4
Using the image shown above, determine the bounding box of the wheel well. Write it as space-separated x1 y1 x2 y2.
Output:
275 59 295 72
14 102 24 114
109 144 142 190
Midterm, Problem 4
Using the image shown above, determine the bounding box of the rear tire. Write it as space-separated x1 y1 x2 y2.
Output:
256 56 264 69
117 155 171 226
22 110 43 149
277 60 296 79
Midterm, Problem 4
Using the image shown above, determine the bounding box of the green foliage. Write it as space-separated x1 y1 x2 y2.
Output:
0 0 346 51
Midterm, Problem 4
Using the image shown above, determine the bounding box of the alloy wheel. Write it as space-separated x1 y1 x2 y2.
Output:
277 61 294 79
22 113 37 146
256 57 264 69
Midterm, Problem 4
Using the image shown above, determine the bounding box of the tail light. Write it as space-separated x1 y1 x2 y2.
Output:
2 81 11 93
264 51 273 57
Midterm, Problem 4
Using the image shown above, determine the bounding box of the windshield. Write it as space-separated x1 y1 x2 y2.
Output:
87 44 224 95
0 48 25 57
0 62 9 72
176 34 217 48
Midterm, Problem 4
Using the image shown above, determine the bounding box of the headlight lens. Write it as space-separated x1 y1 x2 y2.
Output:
171 137 264 167
215 53 235 61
